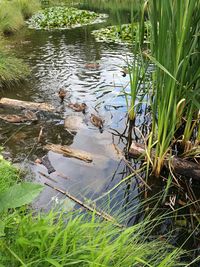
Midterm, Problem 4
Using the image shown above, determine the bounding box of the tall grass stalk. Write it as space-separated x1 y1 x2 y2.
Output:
146 0 200 175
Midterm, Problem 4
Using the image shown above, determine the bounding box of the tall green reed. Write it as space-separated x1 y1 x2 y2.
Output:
145 0 200 175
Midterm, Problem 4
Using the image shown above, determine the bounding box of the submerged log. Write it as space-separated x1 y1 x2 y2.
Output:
44 143 93 163
129 142 200 181
0 111 38 123
0 97 55 112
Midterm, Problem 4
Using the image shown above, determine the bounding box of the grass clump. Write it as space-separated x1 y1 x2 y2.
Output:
0 1 24 35
0 50 30 87
0 209 185 266
92 22 151 44
28 6 107 30
0 154 19 194
0 0 41 35
13 0 41 20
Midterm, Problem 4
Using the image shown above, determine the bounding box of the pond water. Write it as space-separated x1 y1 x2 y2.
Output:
0 1 142 216
1 2 199 260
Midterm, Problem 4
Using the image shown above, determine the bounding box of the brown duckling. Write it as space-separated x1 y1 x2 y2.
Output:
90 114 104 132
85 63 100 69
68 103 87 113
58 88 67 103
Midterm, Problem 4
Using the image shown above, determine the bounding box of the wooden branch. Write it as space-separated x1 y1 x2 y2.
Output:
38 171 57 183
0 97 55 112
129 142 200 181
44 144 93 163
45 182 123 227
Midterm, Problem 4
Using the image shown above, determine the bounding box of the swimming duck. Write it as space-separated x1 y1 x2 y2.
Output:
68 103 87 113
90 114 104 132
58 88 67 103
121 67 129 77
85 63 100 69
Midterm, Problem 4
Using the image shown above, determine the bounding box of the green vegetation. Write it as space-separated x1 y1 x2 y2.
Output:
0 0 37 86
92 22 151 44
0 206 186 266
0 50 30 87
145 0 200 175
0 153 188 266
0 155 19 193
28 7 107 30
120 0 200 176
0 1 24 35
0 0 41 35
14 0 41 20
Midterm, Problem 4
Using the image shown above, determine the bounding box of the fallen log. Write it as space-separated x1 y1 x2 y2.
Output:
129 142 200 181
0 97 55 112
44 143 93 163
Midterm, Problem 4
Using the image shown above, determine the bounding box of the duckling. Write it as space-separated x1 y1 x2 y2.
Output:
68 103 87 113
58 88 67 103
90 114 104 132
85 63 100 69
121 67 129 77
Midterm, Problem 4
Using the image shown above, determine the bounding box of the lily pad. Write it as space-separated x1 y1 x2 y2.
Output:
92 22 151 44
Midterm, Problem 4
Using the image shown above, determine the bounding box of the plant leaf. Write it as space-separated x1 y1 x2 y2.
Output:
0 182 43 212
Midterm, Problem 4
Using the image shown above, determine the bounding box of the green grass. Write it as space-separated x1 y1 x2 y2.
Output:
0 1 24 35
0 209 187 267
0 50 30 87
13 0 41 20
0 0 41 35
0 154 19 194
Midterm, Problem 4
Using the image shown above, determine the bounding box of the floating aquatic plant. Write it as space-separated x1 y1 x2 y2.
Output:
92 22 151 44
28 7 107 30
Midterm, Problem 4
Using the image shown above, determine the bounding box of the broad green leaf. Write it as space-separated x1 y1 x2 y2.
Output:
0 182 43 212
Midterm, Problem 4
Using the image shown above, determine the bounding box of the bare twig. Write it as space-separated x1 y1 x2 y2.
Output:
37 126 44 143
44 182 123 228
38 171 57 183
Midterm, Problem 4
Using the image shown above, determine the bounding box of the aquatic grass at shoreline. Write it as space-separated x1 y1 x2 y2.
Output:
0 0 41 35
0 50 30 88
